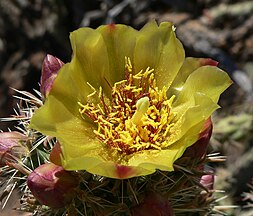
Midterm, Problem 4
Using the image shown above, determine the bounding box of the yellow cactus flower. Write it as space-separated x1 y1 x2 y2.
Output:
30 21 232 179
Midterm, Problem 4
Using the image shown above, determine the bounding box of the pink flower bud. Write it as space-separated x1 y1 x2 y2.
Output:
131 192 174 216
27 163 79 209
0 132 28 167
183 118 213 159
40 54 64 99
200 174 215 191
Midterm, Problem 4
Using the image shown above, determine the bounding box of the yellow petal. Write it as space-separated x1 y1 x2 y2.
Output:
167 93 219 145
134 21 185 89
173 66 232 113
70 27 114 96
60 135 149 179
165 66 232 146
97 24 138 85
168 57 214 97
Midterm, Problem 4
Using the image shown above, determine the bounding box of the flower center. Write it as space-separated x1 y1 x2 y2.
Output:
78 58 176 155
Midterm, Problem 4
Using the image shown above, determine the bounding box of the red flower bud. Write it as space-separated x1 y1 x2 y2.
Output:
131 192 174 216
27 163 79 208
0 132 28 167
40 54 64 99
183 118 213 159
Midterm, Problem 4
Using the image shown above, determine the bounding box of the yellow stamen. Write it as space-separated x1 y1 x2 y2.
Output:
78 58 176 155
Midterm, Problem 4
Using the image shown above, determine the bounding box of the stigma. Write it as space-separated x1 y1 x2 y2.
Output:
131 97 150 125
78 57 176 155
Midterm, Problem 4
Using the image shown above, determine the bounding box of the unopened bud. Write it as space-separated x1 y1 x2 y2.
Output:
0 132 28 167
40 54 64 99
27 163 79 208
200 174 215 191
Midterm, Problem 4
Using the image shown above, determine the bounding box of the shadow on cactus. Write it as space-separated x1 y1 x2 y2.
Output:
0 21 232 215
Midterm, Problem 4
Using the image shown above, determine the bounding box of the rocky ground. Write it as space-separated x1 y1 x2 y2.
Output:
0 0 253 215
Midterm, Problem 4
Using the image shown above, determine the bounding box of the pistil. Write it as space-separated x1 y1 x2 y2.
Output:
131 97 150 126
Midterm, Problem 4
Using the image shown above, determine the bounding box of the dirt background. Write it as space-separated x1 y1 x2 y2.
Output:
0 0 253 215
